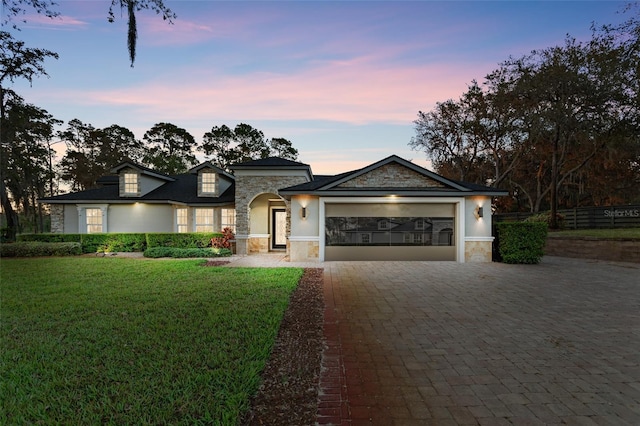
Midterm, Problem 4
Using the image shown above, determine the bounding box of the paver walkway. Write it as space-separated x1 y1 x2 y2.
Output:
317 257 640 425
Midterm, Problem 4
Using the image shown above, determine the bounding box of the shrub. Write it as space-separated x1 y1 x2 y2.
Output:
146 232 222 249
496 222 547 264
212 227 235 249
0 242 82 257
524 211 565 229
143 247 232 258
1 227 14 243
18 233 82 243
80 233 147 254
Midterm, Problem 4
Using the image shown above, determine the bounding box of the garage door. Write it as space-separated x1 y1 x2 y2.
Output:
324 203 456 261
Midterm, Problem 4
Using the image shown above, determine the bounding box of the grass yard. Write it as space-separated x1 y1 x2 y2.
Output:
0 258 303 425
548 227 640 239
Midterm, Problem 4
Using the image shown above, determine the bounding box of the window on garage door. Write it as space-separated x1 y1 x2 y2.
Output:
325 203 455 247
325 216 454 246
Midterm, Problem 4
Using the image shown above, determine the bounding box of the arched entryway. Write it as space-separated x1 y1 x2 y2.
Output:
246 192 289 253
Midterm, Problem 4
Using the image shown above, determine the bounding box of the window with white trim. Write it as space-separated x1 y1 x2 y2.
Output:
195 208 215 232
359 233 371 244
176 208 188 233
201 172 216 194
221 208 236 233
86 208 103 233
124 172 138 195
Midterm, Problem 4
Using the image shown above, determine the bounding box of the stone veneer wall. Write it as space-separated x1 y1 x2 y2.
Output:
545 236 640 263
464 240 493 262
337 163 445 188
249 236 270 254
290 240 320 262
50 204 64 233
234 175 309 255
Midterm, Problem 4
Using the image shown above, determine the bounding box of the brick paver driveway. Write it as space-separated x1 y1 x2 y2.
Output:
317 256 640 425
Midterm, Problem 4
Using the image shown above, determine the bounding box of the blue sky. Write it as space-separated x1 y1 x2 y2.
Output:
6 1 630 174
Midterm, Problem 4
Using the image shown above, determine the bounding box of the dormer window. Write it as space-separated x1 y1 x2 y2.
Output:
123 172 139 196
378 219 390 230
200 171 217 196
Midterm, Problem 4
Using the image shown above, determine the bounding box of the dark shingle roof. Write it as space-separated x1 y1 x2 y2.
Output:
231 157 310 168
142 174 234 204
111 161 175 181
40 174 234 205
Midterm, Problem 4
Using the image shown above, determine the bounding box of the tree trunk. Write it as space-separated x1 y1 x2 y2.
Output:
0 180 18 241
550 151 558 228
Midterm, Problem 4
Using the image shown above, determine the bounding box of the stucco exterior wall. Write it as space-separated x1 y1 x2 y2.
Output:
464 196 494 262
108 204 173 233
288 195 320 261
63 204 79 233
290 196 320 237
249 193 273 235
464 196 492 237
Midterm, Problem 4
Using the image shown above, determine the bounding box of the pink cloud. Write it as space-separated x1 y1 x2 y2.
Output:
137 11 277 46
78 54 483 128
20 13 88 29
137 16 215 45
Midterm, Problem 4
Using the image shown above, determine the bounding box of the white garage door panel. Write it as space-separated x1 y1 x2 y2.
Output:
325 246 456 261
325 203 454 217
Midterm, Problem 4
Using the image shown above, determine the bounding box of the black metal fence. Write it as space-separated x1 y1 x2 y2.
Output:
494 205 640 229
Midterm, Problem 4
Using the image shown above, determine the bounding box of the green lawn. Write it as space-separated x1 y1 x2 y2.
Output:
548 227 640 239
0 258 303 425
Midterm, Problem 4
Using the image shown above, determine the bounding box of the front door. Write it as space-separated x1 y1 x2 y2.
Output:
271 209 287 250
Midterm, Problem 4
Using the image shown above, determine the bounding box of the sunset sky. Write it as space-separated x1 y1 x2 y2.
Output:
6 1 630 175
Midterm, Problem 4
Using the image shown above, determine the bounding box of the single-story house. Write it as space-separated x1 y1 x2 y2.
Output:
39 155 508 262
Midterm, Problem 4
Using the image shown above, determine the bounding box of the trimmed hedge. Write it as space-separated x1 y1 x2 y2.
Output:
18 233 82 243
146 233 222 249
16 232 225 253
496 222 548 264
0 242 82 257
17 233 145 253
8 232 231 257
143 247 232 258
81 233 147 253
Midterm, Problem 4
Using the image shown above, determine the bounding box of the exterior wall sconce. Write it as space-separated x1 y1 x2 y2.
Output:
474 206 484 220
301 206 307 219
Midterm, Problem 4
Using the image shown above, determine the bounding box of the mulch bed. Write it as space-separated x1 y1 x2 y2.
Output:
202 260 232 266
241 268 325 425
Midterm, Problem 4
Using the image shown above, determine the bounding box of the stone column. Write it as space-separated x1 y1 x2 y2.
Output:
50 204 64 233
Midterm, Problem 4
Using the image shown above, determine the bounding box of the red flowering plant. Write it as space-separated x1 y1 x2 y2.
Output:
211 227 235 249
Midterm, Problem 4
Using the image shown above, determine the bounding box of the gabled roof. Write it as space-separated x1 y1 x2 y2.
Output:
279 155 508 197
111 161 175 182
189 161 235 181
